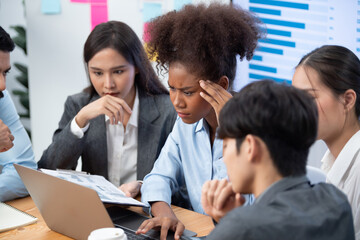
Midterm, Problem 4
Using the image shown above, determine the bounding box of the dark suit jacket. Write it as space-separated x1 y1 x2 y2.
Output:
38 88 176 180
207 176 355 240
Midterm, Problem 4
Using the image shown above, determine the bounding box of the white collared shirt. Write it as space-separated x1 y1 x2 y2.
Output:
321 130 360 239
70 89 139 187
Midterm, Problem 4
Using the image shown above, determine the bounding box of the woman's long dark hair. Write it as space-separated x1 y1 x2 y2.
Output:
83 21 168 97
297 45 360 118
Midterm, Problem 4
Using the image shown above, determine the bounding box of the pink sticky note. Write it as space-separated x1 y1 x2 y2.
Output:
70 0 88 3
143 22 150 43
90 0 107 3
91 4 108 29
70 0 108 30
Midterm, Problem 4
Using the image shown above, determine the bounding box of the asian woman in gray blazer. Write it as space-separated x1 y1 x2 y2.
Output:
38 21 176 196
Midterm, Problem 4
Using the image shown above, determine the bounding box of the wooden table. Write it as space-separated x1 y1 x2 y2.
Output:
0 196 214 239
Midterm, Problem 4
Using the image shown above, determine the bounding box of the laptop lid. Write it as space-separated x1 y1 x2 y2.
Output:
15 164 197 240
14 164 114 240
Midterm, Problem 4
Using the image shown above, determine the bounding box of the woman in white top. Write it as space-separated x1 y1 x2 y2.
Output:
292 45 360 239
38 21 176 196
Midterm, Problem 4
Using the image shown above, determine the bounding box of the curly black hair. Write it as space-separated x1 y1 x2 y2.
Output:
146 3 263 86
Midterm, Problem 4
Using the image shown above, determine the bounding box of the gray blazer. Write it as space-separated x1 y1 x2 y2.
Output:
38 89 176 180
207 176 355 240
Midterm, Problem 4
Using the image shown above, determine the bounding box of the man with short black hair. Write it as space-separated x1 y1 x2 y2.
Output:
202 80 355 239
0 26 37 201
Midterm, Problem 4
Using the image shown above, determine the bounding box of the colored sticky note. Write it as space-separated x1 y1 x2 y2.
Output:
41 0 61 14
143 3 162 23
91 4 108 29
143 42 157 62
70 0 89 3
90 0 107 3
143 22 150 42
174 0 192 11
70 0 109 30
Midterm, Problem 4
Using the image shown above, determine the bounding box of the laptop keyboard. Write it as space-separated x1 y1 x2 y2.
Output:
117 225 157 240
108 206 196 240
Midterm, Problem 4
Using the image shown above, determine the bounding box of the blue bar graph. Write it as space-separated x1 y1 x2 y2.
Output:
257 46 283 55
259 38 296 48
249 7 281 15
249 0 309 10
252 55 263 61
261 18 305 29
265 28 292 37
249 64 277 73
231 0 359 89
249 73 291 84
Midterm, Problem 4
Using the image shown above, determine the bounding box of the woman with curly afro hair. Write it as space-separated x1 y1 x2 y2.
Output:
137 3 262 239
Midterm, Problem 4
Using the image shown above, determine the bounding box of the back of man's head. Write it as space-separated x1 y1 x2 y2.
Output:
0 26 15 52
218 80 318 177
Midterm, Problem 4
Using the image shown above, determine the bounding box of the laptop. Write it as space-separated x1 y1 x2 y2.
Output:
14 164 197 240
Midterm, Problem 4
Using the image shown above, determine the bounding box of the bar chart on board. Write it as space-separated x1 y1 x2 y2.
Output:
233 0 359 87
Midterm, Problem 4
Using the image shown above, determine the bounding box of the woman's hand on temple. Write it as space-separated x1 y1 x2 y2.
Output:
199 80 232 124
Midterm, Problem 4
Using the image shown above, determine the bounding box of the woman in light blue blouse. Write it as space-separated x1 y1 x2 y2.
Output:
137 4 262 239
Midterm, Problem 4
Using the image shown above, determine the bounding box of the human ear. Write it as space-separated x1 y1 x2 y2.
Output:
244 135 261 164
342 89 356 113
218 76 229 90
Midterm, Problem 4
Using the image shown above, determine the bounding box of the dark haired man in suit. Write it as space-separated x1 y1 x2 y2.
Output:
0 26 37 201
202 80 355 240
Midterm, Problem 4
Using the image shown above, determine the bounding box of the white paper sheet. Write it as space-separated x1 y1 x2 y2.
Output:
40 169 148 208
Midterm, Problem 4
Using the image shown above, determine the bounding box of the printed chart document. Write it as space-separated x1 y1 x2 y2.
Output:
0 202 38 232
40 169 148 208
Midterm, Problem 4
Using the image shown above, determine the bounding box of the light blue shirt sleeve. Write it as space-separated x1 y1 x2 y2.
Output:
0 90 37 202
141 117 227 214
141 118 185 208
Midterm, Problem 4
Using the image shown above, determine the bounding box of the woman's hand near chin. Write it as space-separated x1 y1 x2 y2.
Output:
75 95 133 127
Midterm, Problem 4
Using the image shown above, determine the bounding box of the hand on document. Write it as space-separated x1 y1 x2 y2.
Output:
119 180 142 198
